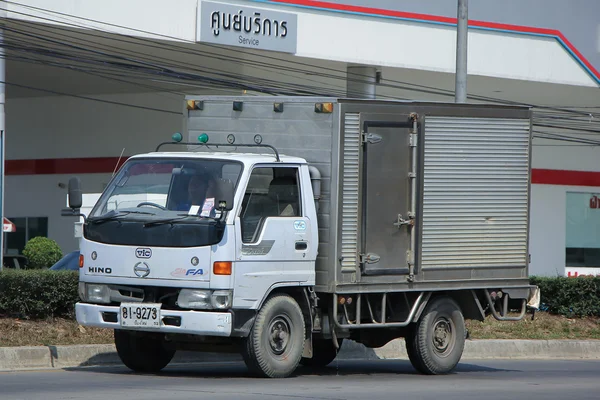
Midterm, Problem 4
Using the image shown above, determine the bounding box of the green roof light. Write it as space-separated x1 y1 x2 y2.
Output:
171 132 183 142
198 133 209 143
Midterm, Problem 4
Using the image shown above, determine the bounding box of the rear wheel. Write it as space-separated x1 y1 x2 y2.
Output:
300 338 342 367
406 296 466 375
241 294 305 378
405 326 427 374
114 330 175 373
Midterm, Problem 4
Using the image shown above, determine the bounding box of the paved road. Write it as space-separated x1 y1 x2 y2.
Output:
0 359 598 400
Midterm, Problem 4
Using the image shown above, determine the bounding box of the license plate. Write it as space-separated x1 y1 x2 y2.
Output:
120 303 161 329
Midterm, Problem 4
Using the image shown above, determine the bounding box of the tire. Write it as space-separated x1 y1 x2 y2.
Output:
114 329 175 373
405 326 427 374
408 296 466 375
299 338 342 367
241 294 305 378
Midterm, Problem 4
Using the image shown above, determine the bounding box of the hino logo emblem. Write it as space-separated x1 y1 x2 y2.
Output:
135 248 152 258
134 262 150 278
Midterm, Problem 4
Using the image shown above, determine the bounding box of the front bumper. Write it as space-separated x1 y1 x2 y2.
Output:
75 302 232 336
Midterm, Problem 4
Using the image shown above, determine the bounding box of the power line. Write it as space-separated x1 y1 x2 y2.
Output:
3 0 598 117
0 80 183 114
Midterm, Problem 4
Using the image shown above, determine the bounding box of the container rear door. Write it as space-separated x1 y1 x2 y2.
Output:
420 116 531 274
361 115 413 276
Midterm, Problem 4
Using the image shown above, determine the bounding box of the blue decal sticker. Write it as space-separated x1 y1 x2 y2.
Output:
294 220 306 231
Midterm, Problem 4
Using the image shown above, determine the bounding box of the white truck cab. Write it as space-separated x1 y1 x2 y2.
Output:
73 148 322 377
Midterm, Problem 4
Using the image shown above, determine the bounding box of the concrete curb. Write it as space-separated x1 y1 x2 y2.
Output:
1 339 600 371
339 339 600 361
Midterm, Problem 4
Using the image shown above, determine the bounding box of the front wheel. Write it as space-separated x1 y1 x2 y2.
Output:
405 296 466 375
241 294 305 378
114 330 175 373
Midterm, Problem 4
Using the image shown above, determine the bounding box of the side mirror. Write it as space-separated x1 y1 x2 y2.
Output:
215 179 234 212
68 177 83 209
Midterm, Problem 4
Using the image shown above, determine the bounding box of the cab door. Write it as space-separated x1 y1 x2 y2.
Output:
233 165 313 309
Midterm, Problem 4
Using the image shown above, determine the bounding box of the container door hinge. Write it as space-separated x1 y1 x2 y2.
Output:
409 133 418 147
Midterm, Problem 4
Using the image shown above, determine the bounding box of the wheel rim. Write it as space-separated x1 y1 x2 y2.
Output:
268 315 292 356
432 317 455 357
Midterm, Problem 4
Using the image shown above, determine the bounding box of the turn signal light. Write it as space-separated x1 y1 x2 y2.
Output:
314 102 333 113
213 261 232 276
79 254 84 268
186 100 204 110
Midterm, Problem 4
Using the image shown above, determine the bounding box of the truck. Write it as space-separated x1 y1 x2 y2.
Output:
66 96 540 378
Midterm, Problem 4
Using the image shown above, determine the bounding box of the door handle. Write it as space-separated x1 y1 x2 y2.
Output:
295 241 308 251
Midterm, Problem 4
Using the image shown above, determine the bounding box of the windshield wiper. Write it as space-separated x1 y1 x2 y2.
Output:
143 215 192 228
88 210 155 224
143 212 222 228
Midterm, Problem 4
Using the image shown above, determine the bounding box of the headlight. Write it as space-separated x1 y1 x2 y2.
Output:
177 289 233 310
178 289 212 309
84 284 110 304
211 290 233 310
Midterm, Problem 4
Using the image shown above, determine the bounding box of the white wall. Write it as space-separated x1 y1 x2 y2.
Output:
5 173 109 253
8 0 598 88
295 10 596 87
529 184 567 276
7 0 199 42
529 183 600 277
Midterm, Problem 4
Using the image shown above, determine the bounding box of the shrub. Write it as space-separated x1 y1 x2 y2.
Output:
530 276 600 317
22 236 63 269
0 269 79 319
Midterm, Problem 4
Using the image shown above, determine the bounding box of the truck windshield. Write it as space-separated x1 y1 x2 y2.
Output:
89 158 243 220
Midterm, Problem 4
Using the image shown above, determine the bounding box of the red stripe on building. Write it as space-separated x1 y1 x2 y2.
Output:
5 157 129 175
531 169 600 187
266 0 600 81
6 157 600 187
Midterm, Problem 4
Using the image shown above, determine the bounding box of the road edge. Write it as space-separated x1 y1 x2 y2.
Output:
1 339 599 371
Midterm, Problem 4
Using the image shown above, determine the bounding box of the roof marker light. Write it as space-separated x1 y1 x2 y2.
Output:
186 100 203 110
315 102 334 113
198 133 209 143
233 101 243 111
172 132 183 142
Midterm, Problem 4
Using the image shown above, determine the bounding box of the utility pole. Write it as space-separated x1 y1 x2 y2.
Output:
0 2 6 271
455 0 468 103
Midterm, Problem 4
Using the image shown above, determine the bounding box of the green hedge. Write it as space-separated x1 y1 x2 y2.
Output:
0 270 598 320
0 270 79 319
22 237 63 269
530 276 600 318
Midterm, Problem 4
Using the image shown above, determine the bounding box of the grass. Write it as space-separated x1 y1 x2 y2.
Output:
0 312 598 347
466 312 600 340
0 318 113 347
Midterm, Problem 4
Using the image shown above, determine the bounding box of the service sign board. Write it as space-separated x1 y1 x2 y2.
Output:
198 1 298 54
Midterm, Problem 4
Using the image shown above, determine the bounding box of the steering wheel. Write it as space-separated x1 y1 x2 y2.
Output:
136 202 166 210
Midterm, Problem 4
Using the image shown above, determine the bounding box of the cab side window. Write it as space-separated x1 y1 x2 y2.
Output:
240 167 301 243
